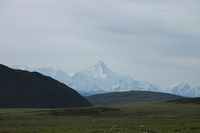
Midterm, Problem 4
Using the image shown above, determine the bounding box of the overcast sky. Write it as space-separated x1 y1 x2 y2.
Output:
0 0 200 87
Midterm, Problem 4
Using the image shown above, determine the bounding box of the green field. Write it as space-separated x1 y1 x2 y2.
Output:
0 102 200 133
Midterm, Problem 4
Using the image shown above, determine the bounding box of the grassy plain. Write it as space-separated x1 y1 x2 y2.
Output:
0 102 200 133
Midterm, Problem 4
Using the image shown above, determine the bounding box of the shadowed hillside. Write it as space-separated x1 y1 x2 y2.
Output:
0 64 92 108
170 97 200 104
87 91 184 106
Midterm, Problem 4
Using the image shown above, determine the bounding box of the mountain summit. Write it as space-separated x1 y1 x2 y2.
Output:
93 61 112 74
68 61 160 95
89 61 113 79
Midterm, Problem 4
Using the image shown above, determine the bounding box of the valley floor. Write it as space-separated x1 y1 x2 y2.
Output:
0 102 200 133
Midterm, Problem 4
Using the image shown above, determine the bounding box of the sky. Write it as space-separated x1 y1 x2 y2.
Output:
0 0 200 87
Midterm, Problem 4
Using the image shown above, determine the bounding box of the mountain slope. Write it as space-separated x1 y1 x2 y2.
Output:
86 91 184 106
0 64 92 108
170 97 200 104
12 65 72 85
35 68 72 85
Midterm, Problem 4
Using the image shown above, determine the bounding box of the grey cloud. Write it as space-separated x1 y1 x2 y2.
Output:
0 0 200 87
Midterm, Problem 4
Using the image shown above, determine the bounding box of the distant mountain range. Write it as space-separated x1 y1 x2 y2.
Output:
169 83 200 97
0 64 92 108
86 91 184 106
12 61 200 97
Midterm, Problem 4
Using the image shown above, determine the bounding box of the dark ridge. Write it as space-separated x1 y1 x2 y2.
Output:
86 91 184 106
0 64 92 108
169 97 200 104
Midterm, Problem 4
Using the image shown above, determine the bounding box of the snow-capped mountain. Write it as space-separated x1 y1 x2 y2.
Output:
35 68 71 85
11 61 160 95
11 62 200 97
12 65 71 85
68 61 160 95
168 83 200 97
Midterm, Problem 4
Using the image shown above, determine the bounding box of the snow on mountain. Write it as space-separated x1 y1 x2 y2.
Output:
12 65 31 71
11 62 200 97
12 65 71 85
168 83 200 97
34 68 71 84
68 61 160 95
90 61 113 79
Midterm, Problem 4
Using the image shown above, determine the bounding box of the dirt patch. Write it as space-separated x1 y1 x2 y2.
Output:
48 107 120 116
